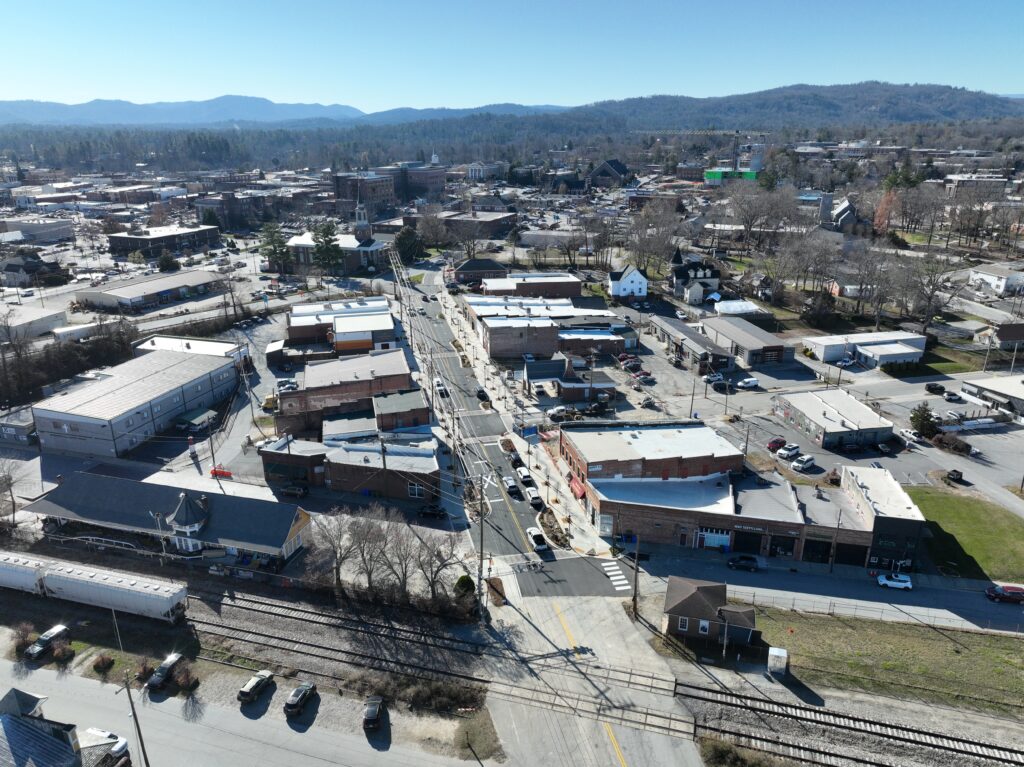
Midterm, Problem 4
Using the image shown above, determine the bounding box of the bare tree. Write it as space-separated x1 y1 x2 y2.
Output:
379 510 419 600
416 206 449 249
455 221 482 261
349 506 389 592
902 251 963 332
629 199 676 274
310 509 357 592
415 530 462 601
0 455 20 529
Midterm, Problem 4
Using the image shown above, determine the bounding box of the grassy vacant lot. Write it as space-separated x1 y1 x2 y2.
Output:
907 486 1024 582
887 348 981 377
756 607 1024 715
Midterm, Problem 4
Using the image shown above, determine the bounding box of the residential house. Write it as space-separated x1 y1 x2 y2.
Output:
974 322 1024 352
453 257 508 284
661 577 758 645
607 265 648 299
0 252 65 288
669 251 720 304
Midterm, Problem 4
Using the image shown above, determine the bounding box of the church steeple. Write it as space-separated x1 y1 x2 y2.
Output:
354 203 372 243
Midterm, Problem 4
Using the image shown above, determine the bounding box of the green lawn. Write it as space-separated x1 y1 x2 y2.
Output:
885 349 981 378
906 486 1024 582
755 607 1024 715
407 273 424 285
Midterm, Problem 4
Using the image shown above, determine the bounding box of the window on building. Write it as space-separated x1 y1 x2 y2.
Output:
153 404 161 413
699 620 710 636
408 483 425 498
677 617 688 632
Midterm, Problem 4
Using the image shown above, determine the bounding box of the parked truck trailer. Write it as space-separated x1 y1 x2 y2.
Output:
0 551 187 623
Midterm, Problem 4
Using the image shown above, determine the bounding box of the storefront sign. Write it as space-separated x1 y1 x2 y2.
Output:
734 524 764 532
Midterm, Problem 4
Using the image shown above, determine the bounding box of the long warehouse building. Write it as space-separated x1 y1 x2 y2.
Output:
33 350 238 458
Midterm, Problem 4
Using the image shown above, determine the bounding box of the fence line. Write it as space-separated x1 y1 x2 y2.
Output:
729 588 1022 637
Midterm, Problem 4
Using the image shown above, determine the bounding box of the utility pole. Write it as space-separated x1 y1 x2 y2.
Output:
120 669 151 767
630 535 641 618
829 501 844 574
1012 341 1020 375
689 378 696 417
743 422 750 455
477 474 486 624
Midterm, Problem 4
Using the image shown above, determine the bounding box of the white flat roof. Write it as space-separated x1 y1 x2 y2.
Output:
286 231 388 251
859 342 922 358
843 466 924 521
134 336 242 357
591 476 735 516
331 313 395 333
559 330 620 340
565 422 743 465
804 330 925 347
781 389 893 432
482 316 556 329
303 349 408 389
291 296 389 316
966 375 1024 401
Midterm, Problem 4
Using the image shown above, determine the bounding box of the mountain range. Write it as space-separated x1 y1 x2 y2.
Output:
0 83 1021 129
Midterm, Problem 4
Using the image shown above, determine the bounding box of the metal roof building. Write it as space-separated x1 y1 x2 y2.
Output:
32 350 238 458
73 270 222 310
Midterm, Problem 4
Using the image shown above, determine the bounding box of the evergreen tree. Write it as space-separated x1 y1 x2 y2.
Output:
394 226 424 263
259 222 291 277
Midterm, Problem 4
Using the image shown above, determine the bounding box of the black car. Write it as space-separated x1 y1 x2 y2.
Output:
144 653 183 691
237 670 273 702
363 695 385 730
284 681 317 717
925 382 946 394
23 624 69 661
475 387 490 402
712 381 735 394
727 555 760 572
509 453 524 469
417 504 447 519
280 485 308 498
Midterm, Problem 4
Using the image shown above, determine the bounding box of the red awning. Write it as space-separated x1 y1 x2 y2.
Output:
569 477 586 499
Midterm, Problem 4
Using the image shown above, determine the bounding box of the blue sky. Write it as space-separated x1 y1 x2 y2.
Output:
6 0 1023 111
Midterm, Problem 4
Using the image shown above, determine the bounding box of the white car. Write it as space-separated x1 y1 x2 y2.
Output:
835 358 853 368
83 729 128 758
943 391 962 402
776 443 801 459
525 487 543 508
877 573 913 590
515 466 534 485
675 310 687 320
433 377 450 398
522 353 536 363
526 526 548 551
735 377 759 390
501 476 518 494
546 405 567 419
899 428 922 443
702 372 724 383
790 455 815 472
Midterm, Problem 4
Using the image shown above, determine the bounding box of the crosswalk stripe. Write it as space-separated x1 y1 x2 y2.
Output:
614 585 632 591
610 577 629 585
601 562 619 570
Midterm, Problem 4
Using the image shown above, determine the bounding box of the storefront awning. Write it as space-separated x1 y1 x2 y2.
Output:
569 477 586 499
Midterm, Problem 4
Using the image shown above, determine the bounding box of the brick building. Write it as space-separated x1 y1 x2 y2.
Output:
275 349 412 434
480 317 559 359
481 272 582 298
332 173 397 219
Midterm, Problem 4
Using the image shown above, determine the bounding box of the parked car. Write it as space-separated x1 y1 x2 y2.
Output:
526 526 548 551
525 487 543 508
791 455 815 472
899 428 922 443
475 387 490 402
675 310 687 320
433 377 450 398
702 372 724 383
616 353 637 362
640 396 656 408
877 442 892 455
834 358 854 368
727 555 760 572
735 377 759 390
83 729 128 759
944 391 962 402
638 375 656 385
985 585 1024 603
23 624 69 661
284 681 317 716
925 382 945 394
546 406 567 419
522 353 536 363
417 504 447 519
237 670 274 702
766 437 786 452
501 476 519 495
712 380 735 394
776 443 801 459
877 573 913 590
946 410 966 421
144 653 183 691
280 485 308 498
362 695 385 730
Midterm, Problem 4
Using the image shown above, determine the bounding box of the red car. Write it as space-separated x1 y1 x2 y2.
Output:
985 585 1024 603
617 353 637 362
767 437 787 453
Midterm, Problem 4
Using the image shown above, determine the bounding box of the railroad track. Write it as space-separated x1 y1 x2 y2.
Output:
695 723 896 767
188 590 678 696
677 682 1024 765
191 617 693 738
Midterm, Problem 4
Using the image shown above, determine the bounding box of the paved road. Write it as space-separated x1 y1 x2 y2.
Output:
513 552 636 598
0 661 466 767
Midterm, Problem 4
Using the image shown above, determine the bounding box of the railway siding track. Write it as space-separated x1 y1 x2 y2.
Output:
677 682 1024 765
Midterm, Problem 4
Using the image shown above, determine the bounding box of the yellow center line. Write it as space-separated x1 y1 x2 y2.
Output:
495 481 532 549
552 601 580 657
603 722 628 767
